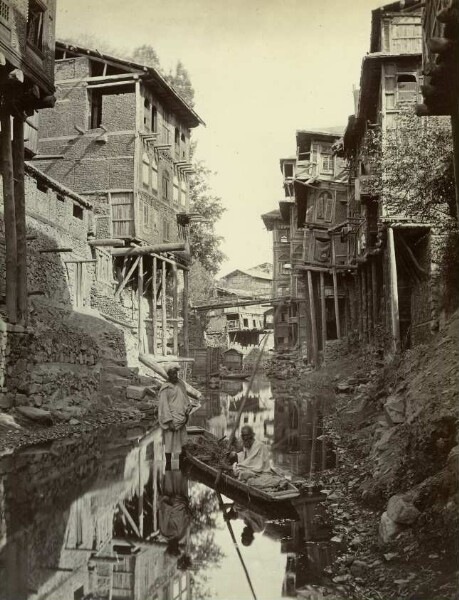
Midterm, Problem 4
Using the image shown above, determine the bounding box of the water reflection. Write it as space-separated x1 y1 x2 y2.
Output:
0 374 339 600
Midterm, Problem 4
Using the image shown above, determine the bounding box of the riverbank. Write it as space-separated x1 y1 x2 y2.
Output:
268 310 459 599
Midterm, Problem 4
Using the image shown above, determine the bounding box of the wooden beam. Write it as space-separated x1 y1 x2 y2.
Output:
1 110 17 323
183 270 189 356
172 264 178 355
111 242 185 257
360 267 367 342
118 502 141 538
319 271 326 356
38 247 73 253
13 115 27 325
88 238 125 247
295 264 329 273
138 256 144 352
387 227 400 353
152 256 157 355
161 260 167 355
115 256 140 298
331 239 341 340
307 270 318 366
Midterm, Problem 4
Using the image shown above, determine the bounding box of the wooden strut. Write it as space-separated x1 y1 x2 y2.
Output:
13 115 27 325
152 256 158 355
38 247 73 253
331 240 341 340
161 260 167 355
183 269 189 355
319 271 326 356
1 110 17 323
387 227 401 353
307 270 319 366
111 242 185 257
172 263 179 355
115 256 140 298
138 256 144 352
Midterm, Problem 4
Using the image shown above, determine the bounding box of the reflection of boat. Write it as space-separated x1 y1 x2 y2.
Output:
185 431 300 503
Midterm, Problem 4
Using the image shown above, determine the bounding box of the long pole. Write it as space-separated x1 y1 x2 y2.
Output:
183 270 189 356
13 114 27 325
387 227 400 353
138 256 144 352
152 256 157 354
217 492 258 600
319 271 326 356
161 259 167 355
172 263 178 355
1 110 17 323
307 270 318 366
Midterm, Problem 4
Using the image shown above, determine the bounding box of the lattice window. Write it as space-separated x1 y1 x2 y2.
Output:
27 0 45 51
0 1 10 23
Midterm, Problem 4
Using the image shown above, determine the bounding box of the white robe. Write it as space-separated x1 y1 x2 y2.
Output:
234 439 271 476
158 380 191 453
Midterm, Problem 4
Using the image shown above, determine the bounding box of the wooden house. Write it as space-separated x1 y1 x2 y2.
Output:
337 0 432 352
33 40 204 247
222 347 243 371
0 0 57 326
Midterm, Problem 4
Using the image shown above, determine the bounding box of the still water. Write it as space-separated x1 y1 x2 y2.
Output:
0 376 338 600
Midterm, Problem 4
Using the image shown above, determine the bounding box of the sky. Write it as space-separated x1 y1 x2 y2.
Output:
55 0 384 276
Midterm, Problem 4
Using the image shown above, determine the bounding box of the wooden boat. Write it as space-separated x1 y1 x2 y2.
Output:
185 429 300 502
220 372 249 380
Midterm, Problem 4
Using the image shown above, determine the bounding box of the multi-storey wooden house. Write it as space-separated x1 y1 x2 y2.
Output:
263 129 350 361
28 41 205 358
0 0 57 326
337 0 432 352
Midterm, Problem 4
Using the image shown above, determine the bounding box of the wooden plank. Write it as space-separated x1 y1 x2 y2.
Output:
172 265 178 355
13 115 27 325
331 239 341 339
319 271 326 355
307 270 318 365
115 256 140 298
1 110 17 323
112 242 186 257
183 269 189 355
161 260 167 355
387 227 400 353
38 248 72 253
152 256 157 355
88 238 125 247
138 256 144 352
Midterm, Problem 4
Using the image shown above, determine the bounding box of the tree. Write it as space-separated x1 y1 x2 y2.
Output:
131 44 162 71
165 60 195 107
188 159 226 276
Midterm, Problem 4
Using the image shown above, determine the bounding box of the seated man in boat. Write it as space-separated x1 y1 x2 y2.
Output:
232 425 271 479
158 363 193 469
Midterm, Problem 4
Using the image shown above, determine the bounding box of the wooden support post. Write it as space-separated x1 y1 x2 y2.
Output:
172 264 178 355
331 237 341 340
1 110 17 323
361 267 367 342
371 260 378 333
367 262 373 339
161 259 167 356
319 271 326 356
13 115 27 324
387 227 400 353
138 256 144 352
183 270 189 356
307 270 318 366
152 256 157 355
138 449 143 538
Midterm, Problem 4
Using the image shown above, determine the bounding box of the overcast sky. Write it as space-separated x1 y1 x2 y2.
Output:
56 0 383 276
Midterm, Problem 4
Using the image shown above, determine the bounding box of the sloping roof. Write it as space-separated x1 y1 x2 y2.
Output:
296 127 345 151
55 41 205 129
221 268 272 281
25 162 92 208
261 209 285 231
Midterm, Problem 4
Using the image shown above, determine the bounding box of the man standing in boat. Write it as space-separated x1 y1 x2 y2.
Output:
158 363 192 469
232 425 271 478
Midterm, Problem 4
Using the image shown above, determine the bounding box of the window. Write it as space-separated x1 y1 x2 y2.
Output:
321 152 334 174
175 127 180 145
316 191 334 222
89 90 103 129
163 219 170 241
0 1 10 27
144 98 150 130
243 318 249 327
143 202 150 227
162 171 170 202
73 204 84 220
173 175 179 204
142 153 150 188
151 106 158 132
284 163 294 178
180 179 187 205
396 74 417 105
152 166 158 191
27 0 45 51
253 319 256 327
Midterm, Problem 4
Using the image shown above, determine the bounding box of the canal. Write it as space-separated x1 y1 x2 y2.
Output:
0 375 339 600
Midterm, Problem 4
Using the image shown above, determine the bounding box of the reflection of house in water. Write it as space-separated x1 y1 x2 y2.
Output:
281 495 336 597
226 377 274 444
0 426 190 600
273 398 336 476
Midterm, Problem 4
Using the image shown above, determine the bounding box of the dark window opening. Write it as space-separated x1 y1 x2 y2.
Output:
253 319 256 327
151 106 158 133
73 204 84 220
27 0 45 51
162 219 170 241
144 98 151 129
89 59 104 77
57 193 65 203
89 89 102 129
73 587 84 600
174 127 180 145
243 318 249 327
105 64 126 76
284 163 294 178
162 171 170 202
298 151 310 161
181 132 185 143
0 1 10 25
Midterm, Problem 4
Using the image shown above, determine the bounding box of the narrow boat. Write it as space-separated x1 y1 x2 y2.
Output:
185 429 300 502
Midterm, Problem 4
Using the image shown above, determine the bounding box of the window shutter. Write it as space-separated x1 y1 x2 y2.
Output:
324 196 334 222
